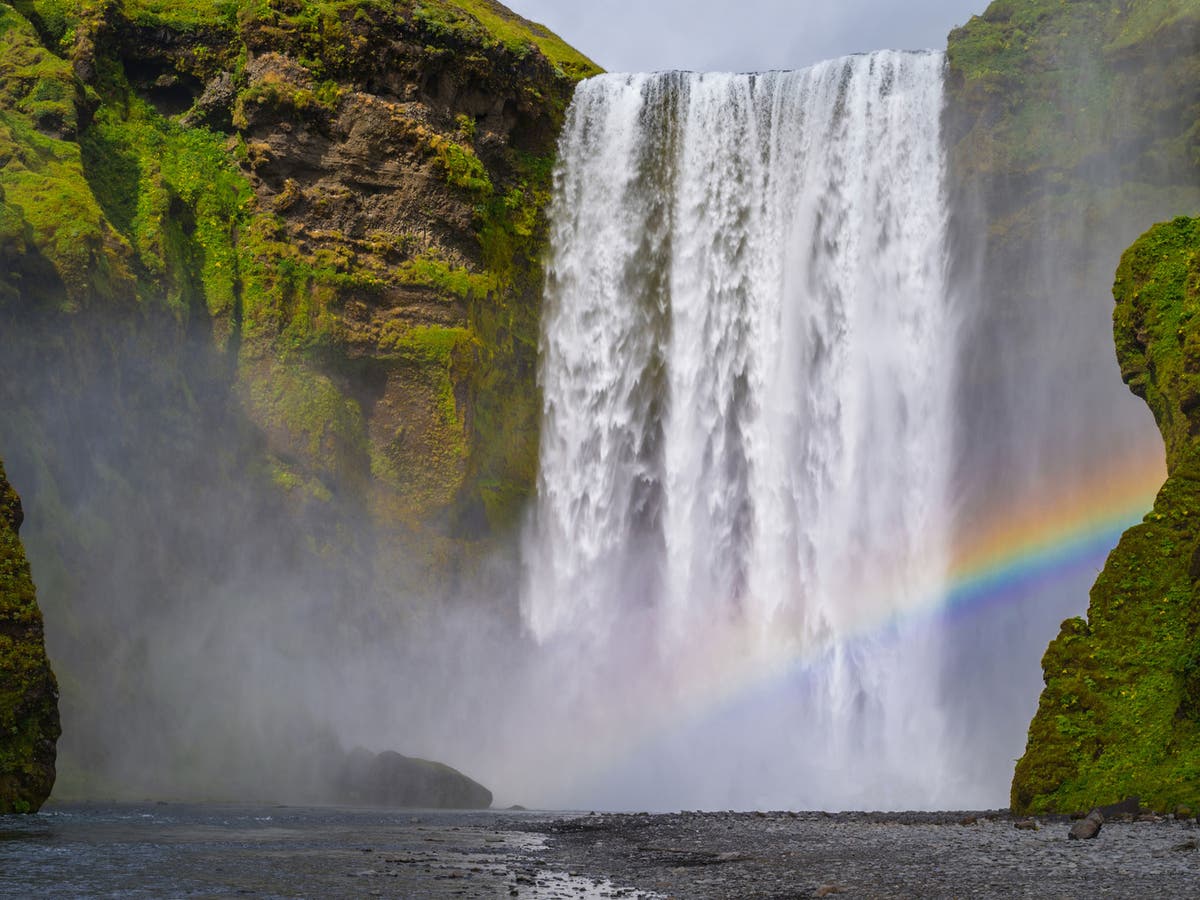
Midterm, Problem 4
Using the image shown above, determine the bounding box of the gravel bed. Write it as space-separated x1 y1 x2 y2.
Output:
522 810 1200 898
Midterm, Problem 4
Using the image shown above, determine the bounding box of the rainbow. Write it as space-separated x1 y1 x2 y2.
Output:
522 450 1168 808
946 450 1166 619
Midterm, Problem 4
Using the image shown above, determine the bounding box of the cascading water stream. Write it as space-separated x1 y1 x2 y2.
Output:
524 51 962 809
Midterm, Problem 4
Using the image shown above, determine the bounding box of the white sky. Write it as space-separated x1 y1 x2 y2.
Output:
504 0 990 73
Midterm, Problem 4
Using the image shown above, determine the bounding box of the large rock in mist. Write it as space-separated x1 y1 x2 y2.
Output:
1011 217 1200 814
0 461 60 813
338 748 492 809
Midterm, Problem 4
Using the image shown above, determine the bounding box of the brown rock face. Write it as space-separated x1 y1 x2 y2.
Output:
0 460 61 813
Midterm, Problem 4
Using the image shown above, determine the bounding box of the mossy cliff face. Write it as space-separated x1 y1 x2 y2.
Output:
1012 217 1200 814
0 459 60 814
0 0 597 534
0 0 597 798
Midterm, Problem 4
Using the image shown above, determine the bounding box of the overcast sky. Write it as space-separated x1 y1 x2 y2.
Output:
505 0 989 73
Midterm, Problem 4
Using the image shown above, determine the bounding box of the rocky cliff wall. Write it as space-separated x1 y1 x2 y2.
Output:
0 459 59 813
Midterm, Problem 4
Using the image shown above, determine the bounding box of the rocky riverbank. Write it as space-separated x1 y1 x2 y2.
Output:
5 804 1200 898
529 809 1200 898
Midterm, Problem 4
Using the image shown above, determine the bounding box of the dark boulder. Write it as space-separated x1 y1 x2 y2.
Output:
1069 809 1104 840
338 748 492 809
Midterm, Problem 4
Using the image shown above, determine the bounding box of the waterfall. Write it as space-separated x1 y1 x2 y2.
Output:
524 51 960 810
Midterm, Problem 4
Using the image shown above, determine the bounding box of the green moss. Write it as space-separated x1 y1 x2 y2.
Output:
1 0 587 537
1113 216 1200 469
241 355 369 487
0 459 61 814
121 0 242 29
0 7 133 307
397 253 496 300
441 0 600 81
1012 218 1200 814
947 0 1200 178
235 71 342 127
427 131 492 195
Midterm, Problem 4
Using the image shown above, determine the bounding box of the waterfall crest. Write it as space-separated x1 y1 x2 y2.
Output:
525 52 960 809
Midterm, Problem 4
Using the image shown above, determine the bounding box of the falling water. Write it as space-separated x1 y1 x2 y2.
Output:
524 52 961 809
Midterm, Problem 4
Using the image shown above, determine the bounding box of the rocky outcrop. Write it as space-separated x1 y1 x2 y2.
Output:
338 747 492 809
1011 218 1200 814
0 460 60 813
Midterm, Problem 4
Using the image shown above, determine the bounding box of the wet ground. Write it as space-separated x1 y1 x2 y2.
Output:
0 803 625 898
3 804 1199 897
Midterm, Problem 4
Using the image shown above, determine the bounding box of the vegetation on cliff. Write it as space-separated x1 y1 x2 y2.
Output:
0 459 60 814
0 0 598 533
1012 217 1200 814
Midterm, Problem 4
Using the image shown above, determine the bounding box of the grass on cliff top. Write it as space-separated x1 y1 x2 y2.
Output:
115 0 601 80
947 0 1200 178
442 0 601 80
950 0 1199 83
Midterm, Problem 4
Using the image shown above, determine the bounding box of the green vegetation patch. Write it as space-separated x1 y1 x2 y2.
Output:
440 0 601 81
121 0 241 30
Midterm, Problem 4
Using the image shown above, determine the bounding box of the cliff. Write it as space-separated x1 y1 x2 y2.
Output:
1 0 597 533
943 0 1200 801
1012 217 1200 814
0 459 60 813
0 0 597 798
944 0 1200 505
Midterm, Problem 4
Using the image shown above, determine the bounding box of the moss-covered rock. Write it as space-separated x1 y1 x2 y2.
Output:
1012 217 1200 814
0 458 60 814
